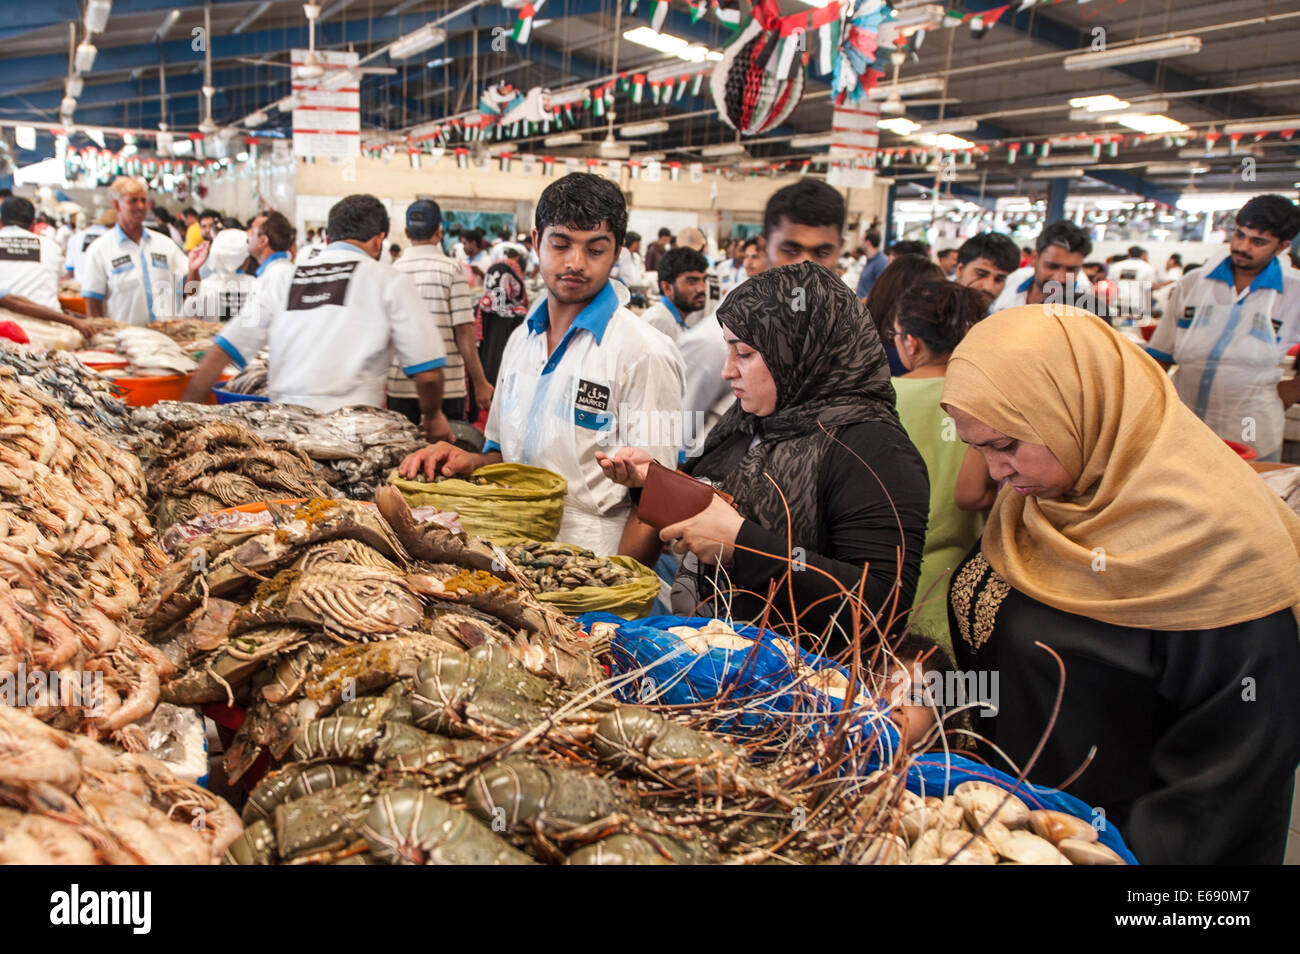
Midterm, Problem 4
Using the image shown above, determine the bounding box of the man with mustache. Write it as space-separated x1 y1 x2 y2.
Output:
1146 193 1300 462
400 174 684 561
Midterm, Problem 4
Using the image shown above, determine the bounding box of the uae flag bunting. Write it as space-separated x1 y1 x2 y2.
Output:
714 0 740 26
691 0 705 23
628 0 638 14
811 4 842 76
1039 141 1050 158
618 74 629 93
632 73 646 103
1106 139 1118 158
1007 142 1019 163
409 148 421 170
582 89 593 111
675 75 688 100
1090 140 1101 160
594 93 605 118
668 161 682 181
500 152 514 173
564 103 575 125
649 0 669 33
690 72 705 96
455 147 469 169
542 155 555 175
628 160 641 179
510 0 546 44
799 158 811 175
585 158 601 172
650 81 663 104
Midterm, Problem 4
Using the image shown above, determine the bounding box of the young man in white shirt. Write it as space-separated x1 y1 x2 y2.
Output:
400 173 684 560
81 177 194 325
641 246 708 344
952 231 1020 313
183 195 451 441
988 220 1093 314
612 231 646 293
713 238 746 297
1145 194 1300 461
386 199 493 425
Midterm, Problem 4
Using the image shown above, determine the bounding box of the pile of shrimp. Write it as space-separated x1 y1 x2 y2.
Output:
0 365 170 743
0 705 240 864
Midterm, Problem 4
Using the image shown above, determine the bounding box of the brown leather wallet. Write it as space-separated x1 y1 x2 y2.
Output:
636 461 735 530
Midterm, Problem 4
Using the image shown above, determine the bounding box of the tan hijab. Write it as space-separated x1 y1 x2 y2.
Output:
941 304 1300 631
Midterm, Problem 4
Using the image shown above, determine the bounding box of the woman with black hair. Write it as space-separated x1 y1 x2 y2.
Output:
890 280 990 657
597 262 929 652
865 253 944 375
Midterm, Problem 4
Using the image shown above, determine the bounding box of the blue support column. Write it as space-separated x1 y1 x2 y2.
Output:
1046 177 1070 224
881 182 898 245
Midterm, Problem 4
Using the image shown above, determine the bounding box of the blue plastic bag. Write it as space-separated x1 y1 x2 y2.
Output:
581 612 1139 865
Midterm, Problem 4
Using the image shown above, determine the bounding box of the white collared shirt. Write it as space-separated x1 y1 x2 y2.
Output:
65 224 109 280
80 224 188 325
989 266 1092 314
485 279 684 555
215 242 446 413
0 225 63 311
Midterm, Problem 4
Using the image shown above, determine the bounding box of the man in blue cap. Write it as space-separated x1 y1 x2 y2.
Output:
388 198 493 425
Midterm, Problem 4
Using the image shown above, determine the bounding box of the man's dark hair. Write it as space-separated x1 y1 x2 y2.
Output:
762 179 845 237
1083 261 1104 272
0 196 36 229
743 236 760 251
956 232 1019 273
657 247 709 290
327 194 390 243
182 206 197 219
504 247 521 261
1127 245 1145 259
390 243 401 254
1036 220 1092 257
535 173 628 248
260 210 294 252
1184 263 1201 273
199 209 221 222
896 280 988 356
658 227 672 239
863 228 881 249
1236 194 1300 243
1168 253 1183 266
890 240 931 258
624 230 641 246
937 248 958 260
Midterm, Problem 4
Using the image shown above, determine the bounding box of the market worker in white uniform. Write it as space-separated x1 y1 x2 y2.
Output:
81 177 195 326
183 195 452 442
0 196 63 311
989 220 1093 314
641 246 709 345
399 173 685 561
65 209 114 281
1145 194 1300 462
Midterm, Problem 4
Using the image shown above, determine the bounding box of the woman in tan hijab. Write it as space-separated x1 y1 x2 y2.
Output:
941 304 1300 865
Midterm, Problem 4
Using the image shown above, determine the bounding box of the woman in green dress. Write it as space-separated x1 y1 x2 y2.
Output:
890 280 989 659
942 303 1300 864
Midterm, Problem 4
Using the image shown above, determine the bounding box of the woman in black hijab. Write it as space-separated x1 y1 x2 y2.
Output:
476 251 529 387
599 262 928 649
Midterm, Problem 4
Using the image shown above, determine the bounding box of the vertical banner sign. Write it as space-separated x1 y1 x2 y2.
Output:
826 104 878 189
689 162 704 183
292 50 361 158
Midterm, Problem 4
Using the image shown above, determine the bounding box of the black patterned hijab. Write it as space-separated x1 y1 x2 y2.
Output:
689 261 900 543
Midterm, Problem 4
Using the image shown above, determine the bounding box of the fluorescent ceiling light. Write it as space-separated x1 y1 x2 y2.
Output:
917 133 975 150
1223 116 1300 136
790 132 834 149
1070 100 1170 122
624 27 721 62
390 23 447 59
1116 114 1188 135
1068 94 1128 112
620 120 670 137
155 9 180 42
276 94 302 111
543 132 584 147
1037 154 1098 166
879 117 920 134
1145 162 1209 175
1031 168 1087 178
866 77 945 100
914 118 977 135
425 56 454 68
889 4 945 30
1179 145 1261 159
1064 36 1202 71
699 142 746 157
244 110 268 127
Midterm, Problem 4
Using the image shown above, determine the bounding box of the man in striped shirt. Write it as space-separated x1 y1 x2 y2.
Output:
387 200 493 424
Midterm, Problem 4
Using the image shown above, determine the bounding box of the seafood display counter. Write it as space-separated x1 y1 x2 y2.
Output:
0 342 1139 866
